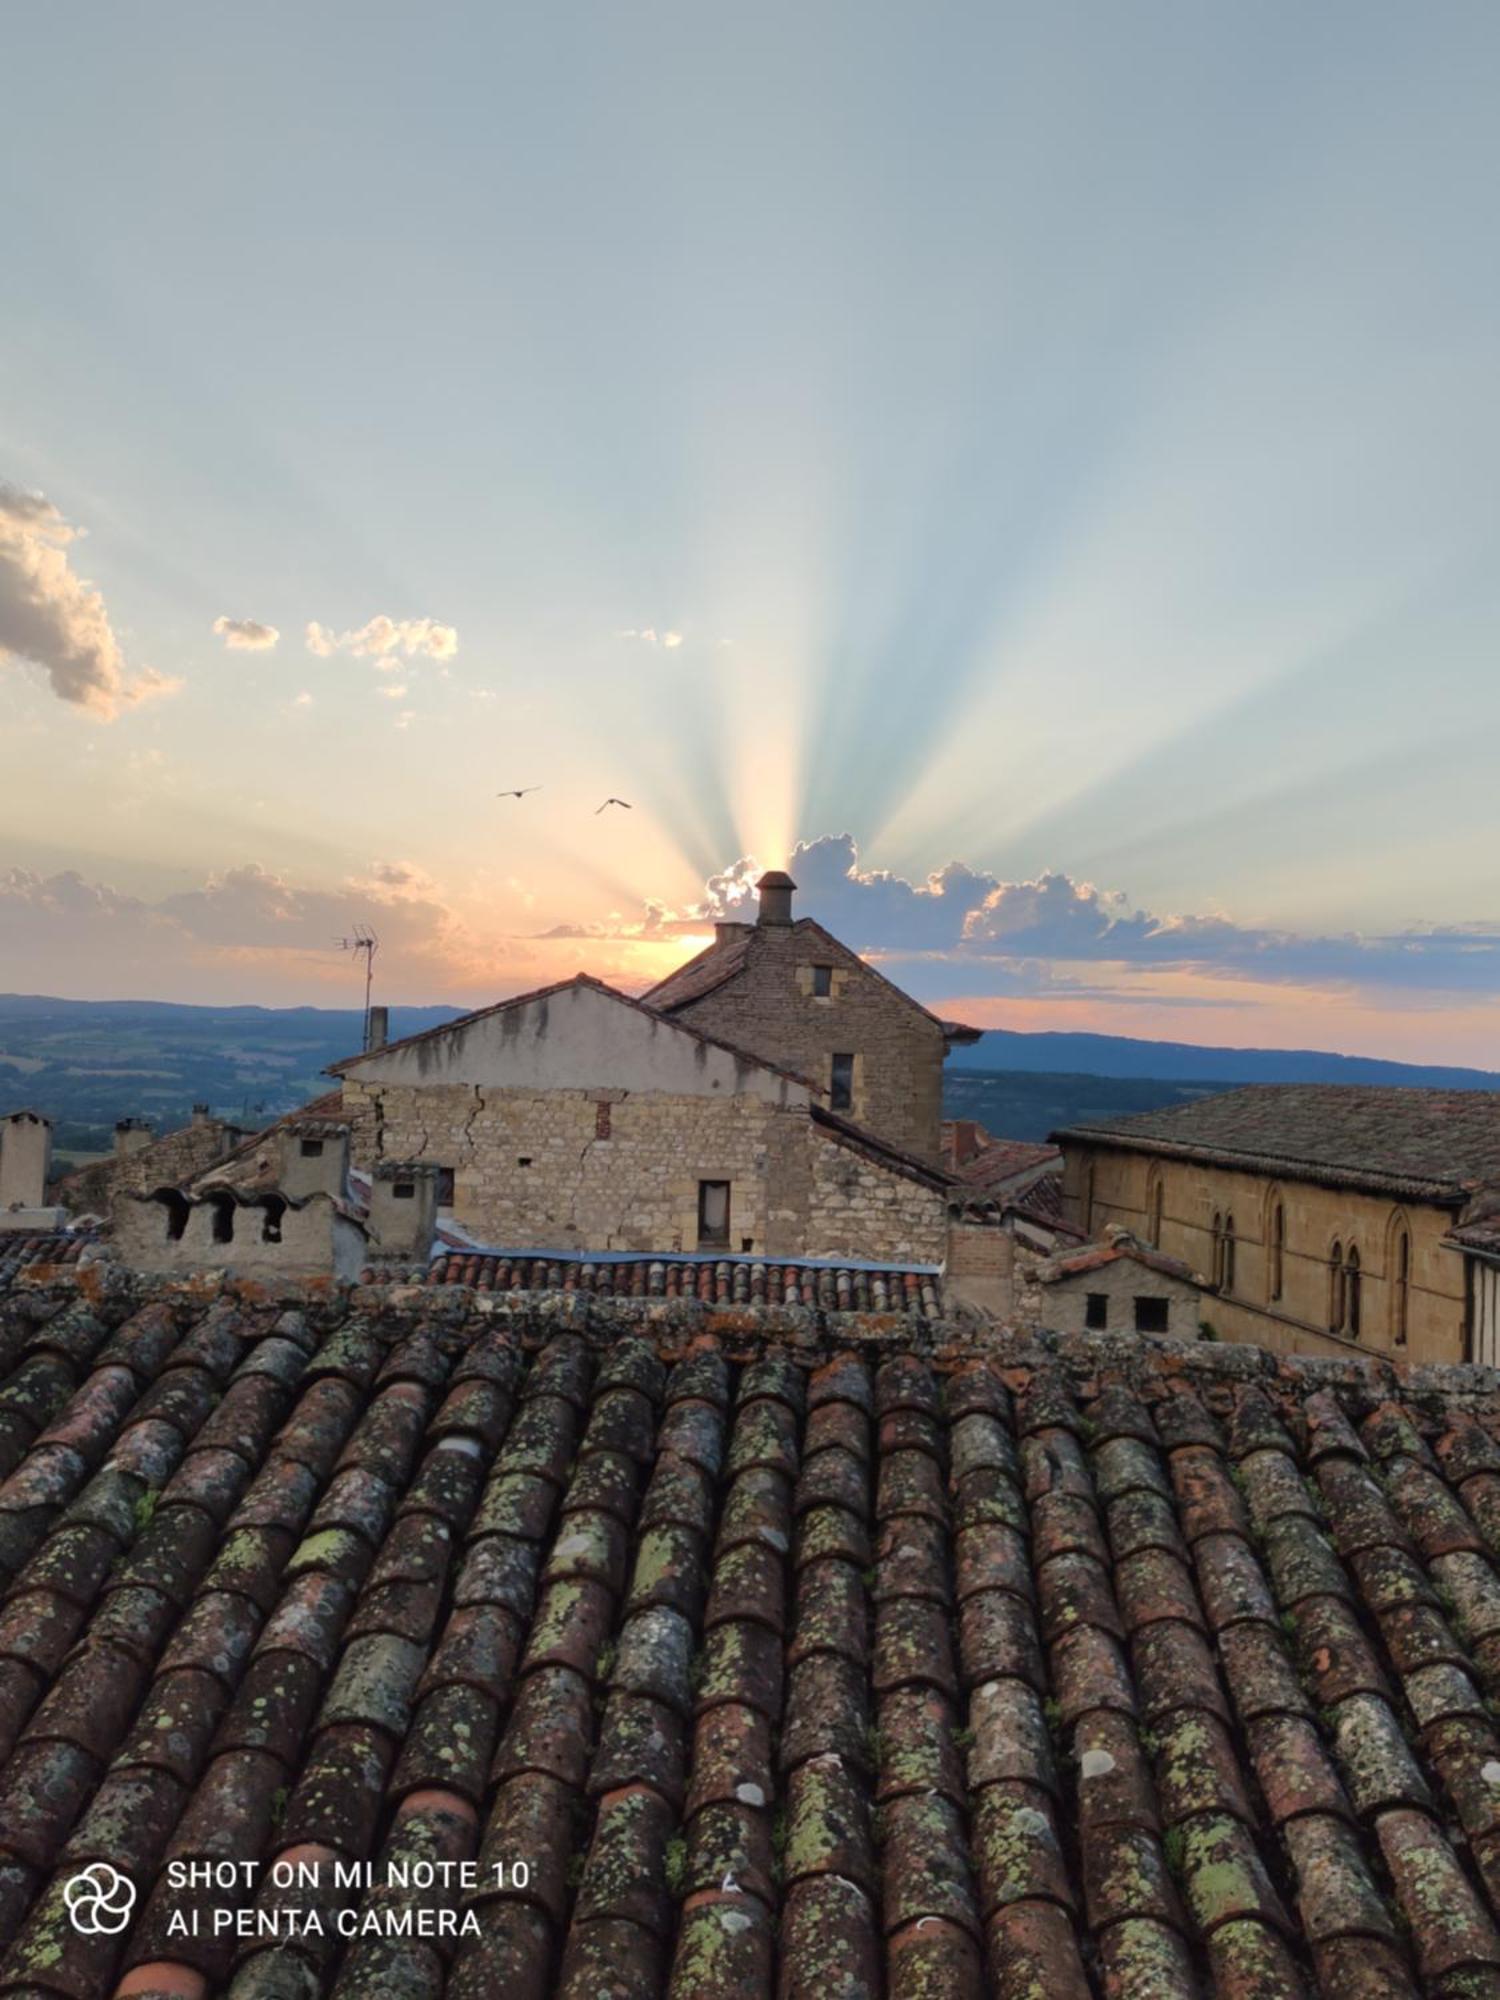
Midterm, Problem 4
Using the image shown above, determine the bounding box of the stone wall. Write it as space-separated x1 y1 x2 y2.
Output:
944 1215 1016 1316
1059 1142 1467 1364
340 1077 951 1263
57 1116 250 1216
666 924 949 1162
113 1188 367 1282
1039 1257 1203 1341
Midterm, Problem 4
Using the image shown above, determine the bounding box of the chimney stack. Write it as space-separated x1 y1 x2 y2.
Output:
190 1103 213 1130
367 1005 389 1052
369 1161 440 1259
114 1117 154 1159
756 870 797 927
0 1110 54 1212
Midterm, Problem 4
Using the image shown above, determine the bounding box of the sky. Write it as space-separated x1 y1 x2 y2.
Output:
2 2 1499 1063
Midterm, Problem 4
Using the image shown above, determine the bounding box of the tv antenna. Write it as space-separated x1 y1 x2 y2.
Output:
335 927 380 1050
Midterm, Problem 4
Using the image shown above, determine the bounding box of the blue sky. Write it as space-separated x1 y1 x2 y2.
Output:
2 3 1499 1059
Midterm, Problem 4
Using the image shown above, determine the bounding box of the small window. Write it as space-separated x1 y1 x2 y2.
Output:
830 1052 855 1112
698 1179 730 1248
1135 1295 1170 1334
517 1157 533 1169
392 1180 416 1200
299 1138 325 1159
435 1167 455 1206
1085 1292 1109 1330
741 1237 754 1253
811 965 833 997
595 1101 612 1139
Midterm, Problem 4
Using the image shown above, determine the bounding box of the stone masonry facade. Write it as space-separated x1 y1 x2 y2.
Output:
1061 1142 1467 1364
657 920 950 1163
341 1076 950 1264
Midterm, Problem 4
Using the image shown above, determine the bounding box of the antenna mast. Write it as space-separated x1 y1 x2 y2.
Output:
335 927 380 1050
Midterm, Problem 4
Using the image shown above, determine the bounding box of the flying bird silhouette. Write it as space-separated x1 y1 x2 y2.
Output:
496 786 541 799
595 797 633 814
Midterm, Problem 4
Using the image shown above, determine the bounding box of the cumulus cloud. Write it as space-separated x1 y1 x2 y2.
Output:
0 484 179 717
211 615 279 652
306 615 458 664
550 832 1500 1003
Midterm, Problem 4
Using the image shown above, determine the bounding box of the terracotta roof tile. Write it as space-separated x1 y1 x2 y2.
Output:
11 1275 1500 1992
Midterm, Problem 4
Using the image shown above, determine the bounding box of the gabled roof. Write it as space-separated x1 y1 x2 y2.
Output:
327 972 819 1091
644 919 981 1044
1040 1236 1202 1286
1055 1083 1500 1204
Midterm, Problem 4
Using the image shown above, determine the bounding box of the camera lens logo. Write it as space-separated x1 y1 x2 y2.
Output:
63 1863 136 1935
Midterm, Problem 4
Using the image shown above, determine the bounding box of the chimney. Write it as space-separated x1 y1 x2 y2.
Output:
368 1161 440 1259
714 920 751 946
190 1102 213 1130
756 870 796 927
367 1005 389 1052
278 1121 351 1203
0 1110 53 1211
114 1117 154 1159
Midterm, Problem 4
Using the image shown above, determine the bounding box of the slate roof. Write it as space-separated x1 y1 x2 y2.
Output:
13 1277 1500 1994
1055 1084 1500 1203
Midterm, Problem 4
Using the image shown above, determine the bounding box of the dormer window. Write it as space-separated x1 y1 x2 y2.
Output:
811 965 833 998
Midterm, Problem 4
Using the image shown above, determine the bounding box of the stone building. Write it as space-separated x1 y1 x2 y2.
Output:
1029 1230 1205 1340
329 972 961 1267
1055 1085 1500 1364
54 1104 253 1217
643 870 979 1163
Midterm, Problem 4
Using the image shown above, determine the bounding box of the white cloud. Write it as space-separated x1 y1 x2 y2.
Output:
0 484 179 717
376 684 409 699
617 626 682 646
305 615 458 666
212 615 279 652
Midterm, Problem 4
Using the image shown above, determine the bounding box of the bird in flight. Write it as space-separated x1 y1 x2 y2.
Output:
596 797 633 814
496 786 541 799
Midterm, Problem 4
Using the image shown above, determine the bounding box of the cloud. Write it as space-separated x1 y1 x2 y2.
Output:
617 627 683 647
0 860 497 1005
306 615 458 664
745 835 1500 999
546 832 1500 1006
212 615 279 652
0 484 179 717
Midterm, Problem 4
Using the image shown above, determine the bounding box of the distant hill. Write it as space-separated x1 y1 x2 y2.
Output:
943 1069 1239 1145
4 992 1493 1164
953 1029 1500 1091
0 993 463 1160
